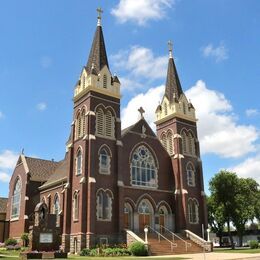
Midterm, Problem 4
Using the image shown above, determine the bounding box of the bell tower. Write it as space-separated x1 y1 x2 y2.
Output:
155 42 207 236
63 8 122 252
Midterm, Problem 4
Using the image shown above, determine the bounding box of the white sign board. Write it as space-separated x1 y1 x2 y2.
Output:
39 233 53 244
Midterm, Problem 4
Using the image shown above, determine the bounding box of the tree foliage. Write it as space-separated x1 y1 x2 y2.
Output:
208 170 259 248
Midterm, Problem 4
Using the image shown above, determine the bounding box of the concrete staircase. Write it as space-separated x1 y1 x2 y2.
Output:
140 232 205 256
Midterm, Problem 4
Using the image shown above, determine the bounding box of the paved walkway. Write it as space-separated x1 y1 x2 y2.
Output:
165 252 260 260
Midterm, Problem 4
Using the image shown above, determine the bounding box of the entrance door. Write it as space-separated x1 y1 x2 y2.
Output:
139 214 150 232
159 214 165 233
124 212 130 229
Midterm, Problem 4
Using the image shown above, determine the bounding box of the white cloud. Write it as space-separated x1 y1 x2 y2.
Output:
40 56 53 69
230 155 260 183
121 80 258 158
186 80 258 158
111 46 168 89
246 109 259 117
36 102 47 111
201 42 228 62
0 150 18 170
0 172 10 183
119 77 143 91
121 85 164 129
111 0 174 26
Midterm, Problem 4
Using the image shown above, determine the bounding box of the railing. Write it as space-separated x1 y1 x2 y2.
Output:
145 225 177 252
160 225 191 252
184 229 212 252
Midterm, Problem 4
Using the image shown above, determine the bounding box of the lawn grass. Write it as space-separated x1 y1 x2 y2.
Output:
214 247 260 254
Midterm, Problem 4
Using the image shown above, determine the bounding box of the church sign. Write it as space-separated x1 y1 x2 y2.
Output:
39 233 53 244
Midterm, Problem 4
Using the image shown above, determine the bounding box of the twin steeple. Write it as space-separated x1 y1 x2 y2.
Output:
74 8 120 100
85 8 110 75
155 41 196 123
165 41 184 103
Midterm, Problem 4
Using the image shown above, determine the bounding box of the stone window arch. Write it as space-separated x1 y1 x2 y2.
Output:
96 189 113 221
188 198 199 224
11 177 22 219
99 146 111 175
187 163 195 187
130 145 158 188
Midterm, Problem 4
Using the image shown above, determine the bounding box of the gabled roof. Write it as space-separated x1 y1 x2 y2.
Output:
121 118 157 138
39 154 69 189
22 156 61 182
165 56 183 103
0 197 8 213
85 23 109 75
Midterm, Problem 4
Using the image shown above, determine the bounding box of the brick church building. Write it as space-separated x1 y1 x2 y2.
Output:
5 10 208 253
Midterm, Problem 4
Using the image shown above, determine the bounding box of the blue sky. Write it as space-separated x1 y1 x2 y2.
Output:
0 0 260 197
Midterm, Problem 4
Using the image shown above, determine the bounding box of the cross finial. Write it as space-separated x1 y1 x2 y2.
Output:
168 40 173 59
97 7 103 26
138 107 145 119
21 148 24 155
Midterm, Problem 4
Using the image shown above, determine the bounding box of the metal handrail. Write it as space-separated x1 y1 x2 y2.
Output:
160 225 191 252
145 225 177 252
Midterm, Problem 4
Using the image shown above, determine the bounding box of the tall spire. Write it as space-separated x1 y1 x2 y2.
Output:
164 41 183 103
86 8 109 74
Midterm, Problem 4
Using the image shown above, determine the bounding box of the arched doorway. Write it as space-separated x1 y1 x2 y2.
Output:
138 200 153 233
158 207 168 233
124 203 133 229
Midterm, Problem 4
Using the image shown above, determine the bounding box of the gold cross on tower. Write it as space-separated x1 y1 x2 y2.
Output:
168 40 173 58
138 107 145 119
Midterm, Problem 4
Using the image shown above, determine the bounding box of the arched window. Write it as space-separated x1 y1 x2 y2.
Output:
105 110 114 137
187 163 195 187
181 131 188 154
138 200 152 214
96 108 104 135
11 178 21 219
124 203 133 229
73 192 79 221
131 145 158 188
99 147 111 174
82 109 86 136
76 149 82 176
188 132 196 155
75 112 82 139
160 133 167 151
53 194 60 219
167 131 173 155
97 190 112 221
103 75 107 88
188 199 199 224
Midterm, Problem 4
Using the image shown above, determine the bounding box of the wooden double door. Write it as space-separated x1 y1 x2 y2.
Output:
139 213 150 232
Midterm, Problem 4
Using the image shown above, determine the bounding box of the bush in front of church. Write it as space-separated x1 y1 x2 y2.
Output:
128 241 148 256
249 240 259 249
4 238 17 247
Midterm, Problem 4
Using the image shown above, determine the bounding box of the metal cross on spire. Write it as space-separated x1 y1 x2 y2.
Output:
168 40 173 59
97 7 103 26
138 107 145 119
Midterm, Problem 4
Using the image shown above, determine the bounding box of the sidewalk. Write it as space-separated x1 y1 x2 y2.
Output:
168 252 260 260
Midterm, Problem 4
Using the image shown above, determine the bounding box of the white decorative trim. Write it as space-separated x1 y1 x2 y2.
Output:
25 196 29 200
47 194 51 198
174 134 182 139
88 177 96 183
61 189 65 194
89 134 96 140
116 140 123 146
117 181 124 187
24 215 28 220
174 154 184 159
175 189 188 194
197 158 202 162
182 189 188 194
116 118 121 123
64 183 70 189
80 177 86 184
86 111 95 116
201 191 206 196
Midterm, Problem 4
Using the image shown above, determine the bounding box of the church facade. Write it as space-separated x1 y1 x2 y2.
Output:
5 11 208 253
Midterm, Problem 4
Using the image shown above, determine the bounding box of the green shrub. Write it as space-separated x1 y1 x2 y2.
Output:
4 238 17 246
249 240 259 249
21 233 29 247
89 248 98 256
102 247 131 256
80 248 91 256
128 241 148 256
